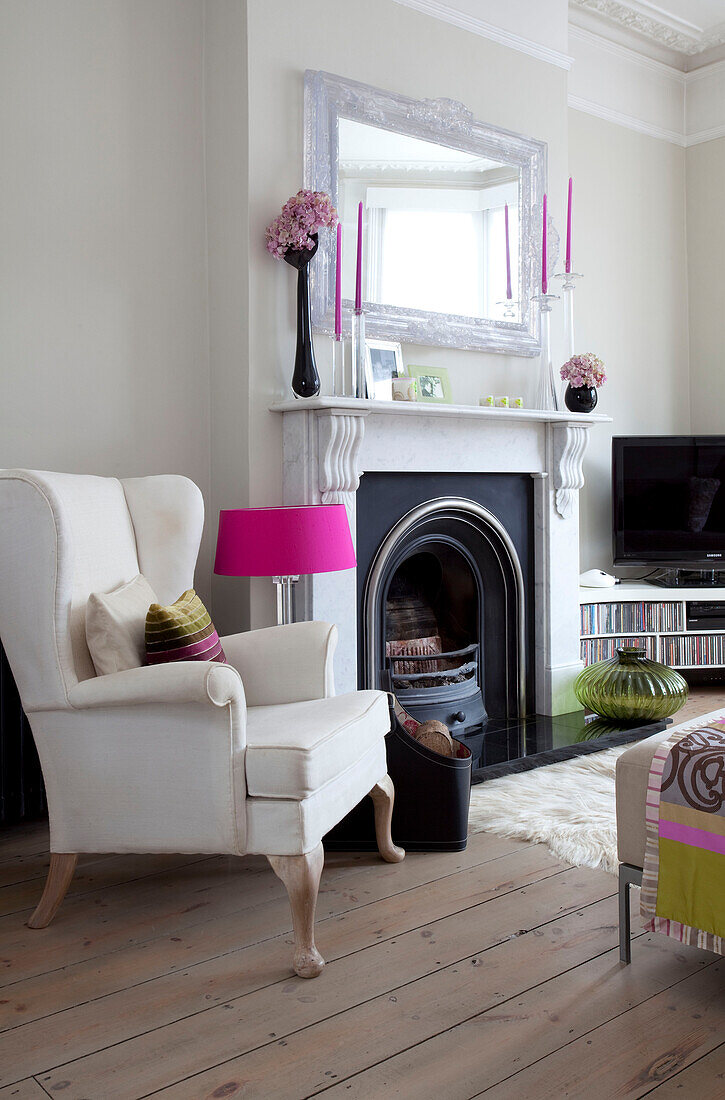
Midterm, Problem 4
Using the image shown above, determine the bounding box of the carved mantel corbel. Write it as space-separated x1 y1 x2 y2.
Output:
316 409 367 506
551 423 591 519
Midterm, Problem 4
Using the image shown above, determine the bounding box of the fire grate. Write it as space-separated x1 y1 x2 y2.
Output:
387 643 480 707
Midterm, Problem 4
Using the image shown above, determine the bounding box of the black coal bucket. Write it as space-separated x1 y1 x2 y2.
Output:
324 696 472 853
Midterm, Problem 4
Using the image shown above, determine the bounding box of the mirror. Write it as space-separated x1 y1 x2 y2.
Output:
339 118 520 323
304 71 546 356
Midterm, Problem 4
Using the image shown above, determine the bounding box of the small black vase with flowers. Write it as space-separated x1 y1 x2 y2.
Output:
559 353 606 414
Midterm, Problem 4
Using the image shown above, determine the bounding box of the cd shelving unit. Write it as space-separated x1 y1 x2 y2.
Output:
579 580 725 674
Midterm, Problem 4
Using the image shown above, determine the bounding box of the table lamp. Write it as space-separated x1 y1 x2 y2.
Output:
214 504 357 625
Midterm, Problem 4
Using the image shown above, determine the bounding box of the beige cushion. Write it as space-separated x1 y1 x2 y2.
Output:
85 574 158 676
616 707 725 868
245 689 389 799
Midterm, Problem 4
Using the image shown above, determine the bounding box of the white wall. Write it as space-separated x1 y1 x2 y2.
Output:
687 137 725 433
569 110 691 573
0 0 213 598
204 0 251 636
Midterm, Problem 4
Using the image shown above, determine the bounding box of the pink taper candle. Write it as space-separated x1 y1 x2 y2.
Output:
335 222 342 337
565 177 572 274
355 201 363 310
541 193 548 294
504 203 512 300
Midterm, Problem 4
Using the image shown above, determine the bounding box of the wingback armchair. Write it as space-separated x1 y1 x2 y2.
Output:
0 470 402 978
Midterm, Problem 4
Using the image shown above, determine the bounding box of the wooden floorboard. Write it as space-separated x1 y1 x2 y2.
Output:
0 823 52 865
326 933 716 1100
0 837 523 1032
0 852 212 916
148 907 717 1100
2 695 725 1100
647 1039 725 1098
668 685 725 726
6 845 571 1091
0 1080 49 1100
479 957 725 1099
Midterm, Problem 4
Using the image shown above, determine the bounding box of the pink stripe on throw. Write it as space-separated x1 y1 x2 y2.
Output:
659 818 725 856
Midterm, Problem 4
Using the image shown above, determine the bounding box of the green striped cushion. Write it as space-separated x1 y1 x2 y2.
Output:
145 590 226 665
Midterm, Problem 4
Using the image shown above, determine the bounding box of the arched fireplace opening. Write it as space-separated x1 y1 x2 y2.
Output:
362 497 526 749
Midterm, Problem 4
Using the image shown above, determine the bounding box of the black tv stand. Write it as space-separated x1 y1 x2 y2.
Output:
650 568 725 589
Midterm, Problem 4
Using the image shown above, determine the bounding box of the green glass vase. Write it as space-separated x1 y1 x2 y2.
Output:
574 647 688 721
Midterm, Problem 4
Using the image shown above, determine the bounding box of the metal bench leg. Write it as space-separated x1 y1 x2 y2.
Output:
619 863 643 965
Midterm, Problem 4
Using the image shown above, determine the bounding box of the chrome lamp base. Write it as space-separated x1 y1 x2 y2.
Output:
273 575 300 625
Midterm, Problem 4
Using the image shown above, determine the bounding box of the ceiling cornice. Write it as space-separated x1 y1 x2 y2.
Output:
569 23 686 80
570 0 725 59
391 0 574 70
567 94 686 144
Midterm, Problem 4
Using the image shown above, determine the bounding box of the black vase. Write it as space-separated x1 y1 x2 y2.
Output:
564 383 598 413
283 234 320 399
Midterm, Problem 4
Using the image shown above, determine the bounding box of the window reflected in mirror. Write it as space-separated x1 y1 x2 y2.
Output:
338 118 521 323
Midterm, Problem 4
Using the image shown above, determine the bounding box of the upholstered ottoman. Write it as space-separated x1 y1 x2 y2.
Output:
615 707 725 963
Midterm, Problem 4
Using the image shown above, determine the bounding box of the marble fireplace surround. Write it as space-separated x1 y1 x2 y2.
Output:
271 397 610 715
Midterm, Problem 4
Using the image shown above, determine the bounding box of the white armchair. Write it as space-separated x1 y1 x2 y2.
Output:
0 470 403 978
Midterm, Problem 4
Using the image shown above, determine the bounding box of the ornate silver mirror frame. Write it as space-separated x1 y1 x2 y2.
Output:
304 69 547 356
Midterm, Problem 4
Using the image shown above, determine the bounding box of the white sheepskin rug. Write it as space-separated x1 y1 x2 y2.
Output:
468 746 629 875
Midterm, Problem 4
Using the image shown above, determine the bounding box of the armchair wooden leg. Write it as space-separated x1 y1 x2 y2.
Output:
268 842 325 978
370 774 405 864
27 853 77 929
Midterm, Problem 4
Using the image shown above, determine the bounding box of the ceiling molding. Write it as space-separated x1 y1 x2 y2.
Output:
570 0 725 58
624 0 705 36
568 93 686 144
391 0 574 70
569 23 686 80
570 91 725 147
686 123 725 147
685 56 725 83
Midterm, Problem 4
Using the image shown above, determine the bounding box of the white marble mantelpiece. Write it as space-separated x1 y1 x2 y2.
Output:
271 395 609 427
271 397 610 715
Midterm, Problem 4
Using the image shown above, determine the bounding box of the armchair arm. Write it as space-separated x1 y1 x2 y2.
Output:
67 660 245 710
36 661 248 856
222 621 337 706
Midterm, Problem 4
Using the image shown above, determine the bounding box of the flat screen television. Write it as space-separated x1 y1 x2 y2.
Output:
613 436 725 566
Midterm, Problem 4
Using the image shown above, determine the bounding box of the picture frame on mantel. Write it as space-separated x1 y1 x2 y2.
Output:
408 365 452 405
365 339 404 400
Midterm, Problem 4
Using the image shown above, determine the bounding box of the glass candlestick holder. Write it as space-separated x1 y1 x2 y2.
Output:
351 308 367 399
496 299 520 320
552 272 583 358
531 292 560 411
331 333 345 397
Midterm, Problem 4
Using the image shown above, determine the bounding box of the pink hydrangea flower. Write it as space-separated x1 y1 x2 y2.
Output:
560 353 606 389
265 189 338 258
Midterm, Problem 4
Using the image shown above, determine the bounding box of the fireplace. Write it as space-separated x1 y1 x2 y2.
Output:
356 473 535 763
271 399 671 774
274 397 605 725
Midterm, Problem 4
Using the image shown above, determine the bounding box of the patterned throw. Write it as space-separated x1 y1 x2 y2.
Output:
145 590 226 666
641 717 725 954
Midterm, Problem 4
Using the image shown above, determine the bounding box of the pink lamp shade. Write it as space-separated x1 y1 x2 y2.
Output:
214 505 356 578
